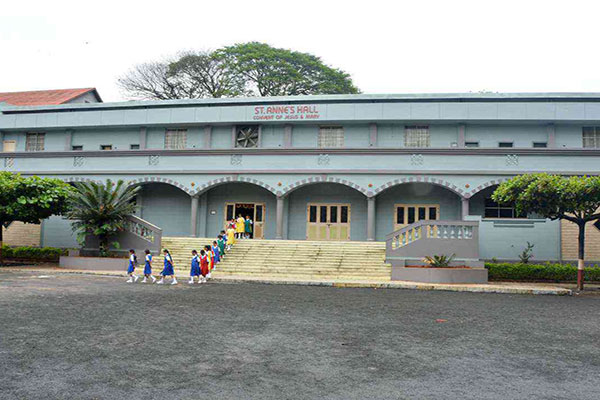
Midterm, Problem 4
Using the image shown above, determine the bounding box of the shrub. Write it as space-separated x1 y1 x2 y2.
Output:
423 254 455 267
486 262 600 283
0 245 68 262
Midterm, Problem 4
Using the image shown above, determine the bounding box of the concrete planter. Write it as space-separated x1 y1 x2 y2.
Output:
392 265 488 284
59 256 126 271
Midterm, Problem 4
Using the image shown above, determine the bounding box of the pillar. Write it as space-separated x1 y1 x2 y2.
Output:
284 125 293 148
204 126 212 148
65 130 73 151
140 127 147 149
461 198 470 220
369 123 377 147
276 196 285 240
367 197 376 241
190 195 199 237
458 124 466 147
547 124 556 148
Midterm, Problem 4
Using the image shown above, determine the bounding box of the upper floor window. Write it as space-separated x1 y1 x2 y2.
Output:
164 129 187 150
465 141 479 148
25 132 45 151
318 126 344 148
100 145 113 151
2 140 16 152
130 144 140 150
583 127 600 148
72 145 83 151
404 126 430 148
498 142 513 148
484 197 526 218
235 125 260 148
533 142 547 148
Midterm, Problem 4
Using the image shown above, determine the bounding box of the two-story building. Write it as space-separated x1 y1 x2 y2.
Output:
1 92 599 262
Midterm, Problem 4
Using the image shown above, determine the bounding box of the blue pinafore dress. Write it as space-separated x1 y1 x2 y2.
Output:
127 254 136 274
162 254 175 276
190 255 200 276
144 254 152 275
212 245 220 264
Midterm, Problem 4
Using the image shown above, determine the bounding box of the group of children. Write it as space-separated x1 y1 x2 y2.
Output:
125 227 236 285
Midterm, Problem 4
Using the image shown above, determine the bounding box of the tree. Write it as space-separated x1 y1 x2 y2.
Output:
118 43 360 100
66 180 139 257
492 173 600 290
215 42 360 96
0 172 71 264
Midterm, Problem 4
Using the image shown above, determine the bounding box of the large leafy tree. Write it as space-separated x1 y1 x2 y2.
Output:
0 172 71 264
492 173 600 290
118 43 360 100
215 42 360 96
66 180 139 257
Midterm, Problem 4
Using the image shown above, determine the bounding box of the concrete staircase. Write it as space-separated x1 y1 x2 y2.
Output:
161 237 391 280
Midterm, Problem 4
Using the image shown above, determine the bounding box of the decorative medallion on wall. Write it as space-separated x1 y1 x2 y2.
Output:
148 155 160 166
73 156 85 168
230 154 242 165
4 157 14 169
317 154 330 166
410 154 424 166
505 154 519 166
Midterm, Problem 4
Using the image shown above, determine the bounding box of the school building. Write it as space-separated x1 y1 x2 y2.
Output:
1 91 600 262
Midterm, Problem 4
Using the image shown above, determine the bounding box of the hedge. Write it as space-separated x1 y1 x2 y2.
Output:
1 245 68 262
486 262 600 283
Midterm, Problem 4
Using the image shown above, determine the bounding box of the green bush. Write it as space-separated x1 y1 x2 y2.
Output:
1 245 68 262
486 262 600 283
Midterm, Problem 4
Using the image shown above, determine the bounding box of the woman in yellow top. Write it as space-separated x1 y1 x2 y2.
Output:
236 215 245 238
226 224 236 249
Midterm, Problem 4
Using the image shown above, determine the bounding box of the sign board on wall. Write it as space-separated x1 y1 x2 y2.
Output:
253 105 321 121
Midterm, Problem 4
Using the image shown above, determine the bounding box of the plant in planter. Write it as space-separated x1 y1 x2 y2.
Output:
66 179 139 257
423 254 455 268
519 242 535 264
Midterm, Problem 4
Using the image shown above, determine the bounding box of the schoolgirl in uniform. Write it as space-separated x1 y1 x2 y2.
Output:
141 249 156 283
199 249 209 283
236 215 245 239
126 249 139 283
212 241 221 265
157 249 178 285
189 250 201 284
204 245 214 278
226 224 236 250
217 234 226 259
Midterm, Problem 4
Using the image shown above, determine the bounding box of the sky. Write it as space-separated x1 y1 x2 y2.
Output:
1 0 599 102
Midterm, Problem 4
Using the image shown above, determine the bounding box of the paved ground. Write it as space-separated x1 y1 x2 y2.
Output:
1 270 599 400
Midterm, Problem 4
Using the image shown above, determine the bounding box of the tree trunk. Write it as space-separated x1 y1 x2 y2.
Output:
577 222 586 291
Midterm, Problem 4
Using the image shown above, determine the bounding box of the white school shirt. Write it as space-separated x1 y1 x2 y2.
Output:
165 254 173 264
145 254 151 263
129 254 136 263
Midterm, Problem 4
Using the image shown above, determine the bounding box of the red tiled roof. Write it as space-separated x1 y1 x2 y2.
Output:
0 88 101 106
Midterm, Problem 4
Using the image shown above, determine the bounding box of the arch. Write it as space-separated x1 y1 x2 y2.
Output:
373 176 465 198
126 176 193 195
282 176 369 197
190 175 278 197
465 178 511 198
62 177 102 185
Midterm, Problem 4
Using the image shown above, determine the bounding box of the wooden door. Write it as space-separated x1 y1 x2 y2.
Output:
253 203 265 239
307 203 350 241
394 204 439 231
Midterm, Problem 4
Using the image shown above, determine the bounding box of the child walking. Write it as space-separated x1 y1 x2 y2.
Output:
142 249 156 283
218 234 226 259
212 241 221 265
204 245 214 279
189 250 201 284
226 224 235 250
199 249 209 283
126 249 139 283
157 249 178 285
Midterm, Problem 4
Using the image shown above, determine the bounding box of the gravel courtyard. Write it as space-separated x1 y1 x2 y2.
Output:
0 270 599 400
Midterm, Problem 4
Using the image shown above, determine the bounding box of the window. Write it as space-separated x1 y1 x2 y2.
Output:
484 197 526 218
100 145 113 151
164 129 187 149
318 126 344 148
465 141 479 148
130 144 140 150
2 140 16 152
533 142 547 148
498 142 513 148
25 132 45 151
235 125 260 148
404 126 430 148
583 127 600 148
71 145 83 151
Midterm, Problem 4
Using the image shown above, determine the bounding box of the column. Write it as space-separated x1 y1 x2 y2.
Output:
139 127 147 149
461 198 470 220
284 125 293 148
190 195 199 237
367 197 376 241
458 124 466 147
204 126 212 148
369 123 377 147
276 196 285 240
65 130 73 151
547 124 556 148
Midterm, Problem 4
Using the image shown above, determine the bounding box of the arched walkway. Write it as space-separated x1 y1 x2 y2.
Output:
282 176 368 197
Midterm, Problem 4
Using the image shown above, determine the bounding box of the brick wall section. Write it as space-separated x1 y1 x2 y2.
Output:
561 219 600 262
2 222 41 247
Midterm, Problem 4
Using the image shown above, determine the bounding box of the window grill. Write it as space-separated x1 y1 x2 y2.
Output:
318 126 344 148
404 126 430 148
25 132 45 151
164 129 187 149
583 127 600 148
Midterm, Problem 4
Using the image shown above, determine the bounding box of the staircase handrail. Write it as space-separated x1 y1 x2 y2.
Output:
124 215 163 244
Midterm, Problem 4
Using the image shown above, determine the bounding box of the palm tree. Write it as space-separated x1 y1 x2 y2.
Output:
66 179 140 256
